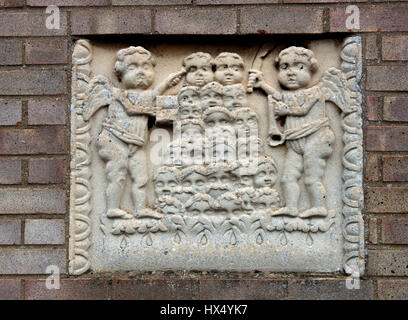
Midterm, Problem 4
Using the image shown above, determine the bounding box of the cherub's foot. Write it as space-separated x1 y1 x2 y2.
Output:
107 208 133 219
271 206 299 217
299 206 328 218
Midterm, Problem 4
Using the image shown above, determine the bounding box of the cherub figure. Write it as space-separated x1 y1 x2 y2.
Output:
84 46 184 218
214 52 245 85
183 52 214 87
248 46 351 218
153 166 180 198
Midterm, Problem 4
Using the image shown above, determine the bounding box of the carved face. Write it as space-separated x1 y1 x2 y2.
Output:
205 111 231 128
237 139 261 161
218 197 242 216
154 172 178 197
181 123 203 143
277 53 312 90
207 169 232 199
235 109 258 137
238 174 253 188
251 193 278 211
187 200 212 216
121 53 155 89
179 104 202 120
200 89 223 109
214 55 244 85
178 89 200 109
223 85 248 110
182 171 207 193
254 163 277 188
185 56 214 87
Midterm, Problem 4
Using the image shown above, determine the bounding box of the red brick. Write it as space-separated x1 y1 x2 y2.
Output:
0 220 21 245
114 0 191 4
383 155 408 182
27 0 109 5
25 39 68 65
112 279 199 299
368 250 408 276
330 6 408 32
71 8 151 35
197 0 277 4
365 154 379 182
241 7 323 34
0 70 66 96
368 217 378 244
378 280 408 300
0 12 67 36
0 249 66 275
0 160 21 184
24 219 65 244
288 280 373 300
0 128 67 155
366 96 379 121
0 280 21 300
0 100 22 126
383 97 408 122
0 0 24 7
155 9 237 35
365 187 408 213
0 40 22 65
382 217 408 244
365 34 378 60
367 66 408 91
28 159 65 184
199 279 286 299
366 126 408 152
0 188 66 214
25 279 109 300
382 35 408 61
28 98 66 125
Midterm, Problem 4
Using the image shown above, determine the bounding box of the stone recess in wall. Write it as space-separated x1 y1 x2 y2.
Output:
69 37 364 275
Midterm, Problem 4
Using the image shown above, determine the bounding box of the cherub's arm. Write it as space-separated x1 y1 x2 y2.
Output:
152 69 186 99
247 69 281 98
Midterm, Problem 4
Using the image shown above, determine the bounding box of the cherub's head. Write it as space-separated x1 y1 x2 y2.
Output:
185 193 216 216
153 166 180 197
214 52 244 85
275 46 318 90
223 84 248 110
114 46 156 89
178 86 201 119
200 81 224 109
232 161 254 188
183 52 214 87
254 156 278 188
217 192 242 217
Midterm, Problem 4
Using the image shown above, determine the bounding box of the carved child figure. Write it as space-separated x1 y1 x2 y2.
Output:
214 52 245 85
86 46 184 218
183 52 214 87
200 81 224 110
248 46 338 218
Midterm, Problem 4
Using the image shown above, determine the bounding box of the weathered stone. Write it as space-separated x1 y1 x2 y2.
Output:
383 97 408 122
365 154 379 182
383 155 408 182
0 40 22 65
25 39 68 65
366 96 379 121
365 187 408 213
28 98 66 125
382 35 408 61
0 280 21 300
378 280 408 300
28 159 65 184
382 217 408 244
366 66 408 91
366 126 408 152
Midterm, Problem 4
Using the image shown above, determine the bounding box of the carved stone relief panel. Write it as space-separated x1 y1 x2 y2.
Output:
69 37 363 275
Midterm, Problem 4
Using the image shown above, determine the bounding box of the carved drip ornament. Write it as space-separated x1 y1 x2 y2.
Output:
69 38 364 275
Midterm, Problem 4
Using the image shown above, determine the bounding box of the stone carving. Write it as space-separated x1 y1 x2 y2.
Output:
70 38 364 275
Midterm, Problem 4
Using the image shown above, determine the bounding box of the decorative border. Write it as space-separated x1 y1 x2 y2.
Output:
340 36 365 276
69 40 93 275
68 37 365 275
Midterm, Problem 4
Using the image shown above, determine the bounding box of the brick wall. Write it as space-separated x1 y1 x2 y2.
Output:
0 0 407 300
